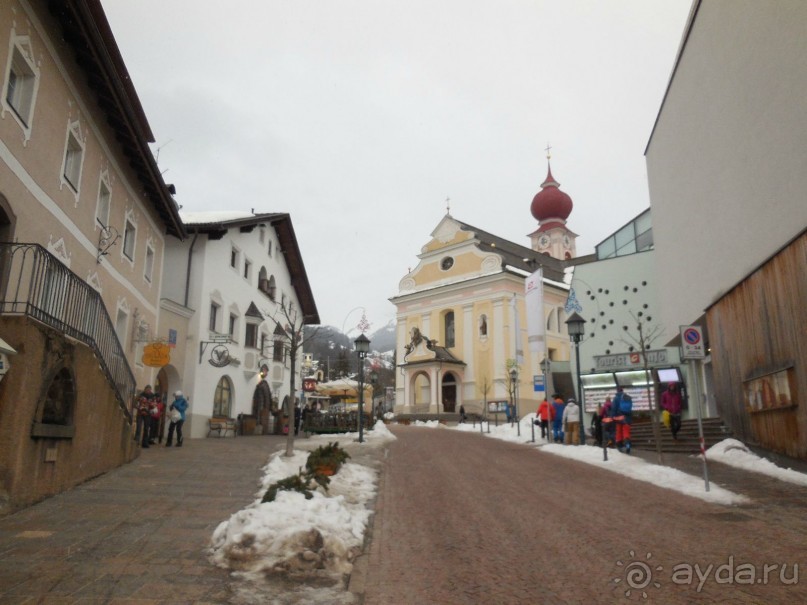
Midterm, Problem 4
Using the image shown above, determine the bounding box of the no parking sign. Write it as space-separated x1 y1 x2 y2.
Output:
680 325 705 359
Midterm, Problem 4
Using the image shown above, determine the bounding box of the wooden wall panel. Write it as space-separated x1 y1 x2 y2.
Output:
706 233 807 458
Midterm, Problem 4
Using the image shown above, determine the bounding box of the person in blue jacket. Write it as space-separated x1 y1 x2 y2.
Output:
551 393 566 443
166 390 189 447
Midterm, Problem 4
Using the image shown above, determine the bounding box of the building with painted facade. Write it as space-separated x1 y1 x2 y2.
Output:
391 165 583 419
0 0 184 514
161 212 319 439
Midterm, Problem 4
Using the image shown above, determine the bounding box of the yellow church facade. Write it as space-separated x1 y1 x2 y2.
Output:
390 214 574 419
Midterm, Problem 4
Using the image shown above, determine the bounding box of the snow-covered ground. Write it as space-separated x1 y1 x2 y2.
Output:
207 415 806 602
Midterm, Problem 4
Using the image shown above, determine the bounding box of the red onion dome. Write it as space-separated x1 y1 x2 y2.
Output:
530 166 573 222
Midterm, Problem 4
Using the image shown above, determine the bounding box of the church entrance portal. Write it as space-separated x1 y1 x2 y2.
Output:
441 373 457 413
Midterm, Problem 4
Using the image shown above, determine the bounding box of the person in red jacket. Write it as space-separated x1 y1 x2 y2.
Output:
536 398 555 440
660 382 683 440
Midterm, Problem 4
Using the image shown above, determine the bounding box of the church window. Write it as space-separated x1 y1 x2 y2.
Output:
440 256 454 271
444 311 455 347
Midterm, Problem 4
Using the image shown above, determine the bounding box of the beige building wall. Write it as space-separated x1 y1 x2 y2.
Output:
0 0 171 390
646 0 807 335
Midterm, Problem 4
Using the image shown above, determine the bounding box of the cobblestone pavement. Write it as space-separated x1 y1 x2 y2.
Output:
0 435 289 604
358 426 807 605
2 428 807 604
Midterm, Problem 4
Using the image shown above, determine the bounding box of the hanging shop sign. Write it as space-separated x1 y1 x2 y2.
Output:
142 342 171 368
208 345 231 367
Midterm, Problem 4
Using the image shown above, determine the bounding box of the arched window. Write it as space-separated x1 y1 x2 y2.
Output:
213 376 233 417
444 311 455 348
258 268 277 300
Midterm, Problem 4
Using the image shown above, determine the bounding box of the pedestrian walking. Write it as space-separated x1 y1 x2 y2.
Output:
660 382 683 440
536 398 554 439
591 404 604 447
166 391 189 447
294 404 302 435
148 395 165 445
602 396 616 447
459 404 467 423
562 397 581 445
134 385 155 445
551 394 566 443
612 388 633 454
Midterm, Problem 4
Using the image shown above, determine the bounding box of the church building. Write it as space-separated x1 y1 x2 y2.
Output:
390 163 584 419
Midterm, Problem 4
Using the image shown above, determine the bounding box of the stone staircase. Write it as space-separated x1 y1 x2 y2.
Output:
628 417 732 454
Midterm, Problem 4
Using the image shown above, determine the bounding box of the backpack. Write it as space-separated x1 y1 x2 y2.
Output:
618 395 633 415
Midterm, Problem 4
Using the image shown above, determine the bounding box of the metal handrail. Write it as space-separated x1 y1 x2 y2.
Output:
0 243 135 418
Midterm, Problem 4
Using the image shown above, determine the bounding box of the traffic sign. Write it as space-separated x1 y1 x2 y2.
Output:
533 374 545 392
680 325 706 359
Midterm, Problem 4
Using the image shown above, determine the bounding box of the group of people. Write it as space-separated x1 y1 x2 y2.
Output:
593 387 634 454
534 388 635 452
535 393 582 445
135 385 188 448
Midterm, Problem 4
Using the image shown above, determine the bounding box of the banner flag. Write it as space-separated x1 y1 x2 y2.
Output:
564 286 583 314
512 293 524 364
525 269 545 353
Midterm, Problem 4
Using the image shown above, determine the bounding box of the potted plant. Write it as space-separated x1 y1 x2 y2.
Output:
306 441 350 476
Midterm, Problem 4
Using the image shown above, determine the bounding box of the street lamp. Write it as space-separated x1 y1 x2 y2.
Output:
539 357 551 442
565 312 586 446
509 366 520 437
354 334 370 443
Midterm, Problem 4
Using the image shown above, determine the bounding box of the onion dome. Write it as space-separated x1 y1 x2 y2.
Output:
530 164 573 222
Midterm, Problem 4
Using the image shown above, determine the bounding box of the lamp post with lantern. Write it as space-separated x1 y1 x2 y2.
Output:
565 312 587 446
509 366 520 437
354 334 370 443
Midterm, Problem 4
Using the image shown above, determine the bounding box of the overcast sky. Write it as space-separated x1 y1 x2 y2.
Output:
101 0 692 335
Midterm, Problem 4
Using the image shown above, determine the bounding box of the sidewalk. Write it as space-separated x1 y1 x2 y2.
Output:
0 435 288 604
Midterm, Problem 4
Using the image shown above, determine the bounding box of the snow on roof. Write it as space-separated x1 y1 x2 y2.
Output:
180 210 254 224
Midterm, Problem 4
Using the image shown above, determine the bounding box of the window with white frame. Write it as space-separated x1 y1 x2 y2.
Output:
259 227 266 244
230 246 239 269
144 245 155 283
62 123 85 192
122 219 136 260
3 36 39 133
95 175 111 226
268 240 273 257
243 258 252 281
245 322 259 348
115 307 128 349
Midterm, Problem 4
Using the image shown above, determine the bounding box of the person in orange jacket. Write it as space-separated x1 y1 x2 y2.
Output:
536 398 555 440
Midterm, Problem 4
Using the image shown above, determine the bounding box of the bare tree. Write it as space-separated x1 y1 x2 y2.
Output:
620 311 665 464
265 302 323 457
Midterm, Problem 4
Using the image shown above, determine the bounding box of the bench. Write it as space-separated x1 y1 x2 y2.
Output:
207 417 237 438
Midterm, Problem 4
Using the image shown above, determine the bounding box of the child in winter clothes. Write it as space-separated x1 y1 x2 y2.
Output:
660 382 683 439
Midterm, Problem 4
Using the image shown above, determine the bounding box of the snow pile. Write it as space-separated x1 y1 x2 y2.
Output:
707 438 807 486
208 421 396 581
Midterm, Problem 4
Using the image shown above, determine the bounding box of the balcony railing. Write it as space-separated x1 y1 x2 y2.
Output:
0 243 135 418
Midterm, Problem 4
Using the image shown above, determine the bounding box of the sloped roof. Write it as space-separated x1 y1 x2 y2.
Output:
454 218 568 282
182 212 319 324
48 0 185 238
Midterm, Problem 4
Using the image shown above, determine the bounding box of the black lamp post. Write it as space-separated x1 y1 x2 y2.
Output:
565 312 586 446
354 334 370 443
509 367 520 437
539 358 551 442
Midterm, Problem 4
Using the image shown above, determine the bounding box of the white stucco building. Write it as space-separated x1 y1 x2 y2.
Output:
161 211 319 438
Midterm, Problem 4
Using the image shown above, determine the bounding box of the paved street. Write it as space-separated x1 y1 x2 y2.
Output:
0 435 289 604
358 426 807 604
1 427 806 604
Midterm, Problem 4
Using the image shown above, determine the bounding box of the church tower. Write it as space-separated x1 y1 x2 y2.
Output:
528 161 578 260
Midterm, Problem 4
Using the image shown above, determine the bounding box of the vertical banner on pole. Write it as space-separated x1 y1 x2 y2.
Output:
525 269 545 353
511 294 524 365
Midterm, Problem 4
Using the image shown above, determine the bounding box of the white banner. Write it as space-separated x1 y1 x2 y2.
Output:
525 268 545 353
511 293 524 364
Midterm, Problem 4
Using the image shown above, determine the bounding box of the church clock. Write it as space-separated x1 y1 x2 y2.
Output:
538 234 551 249
562 234 571 249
